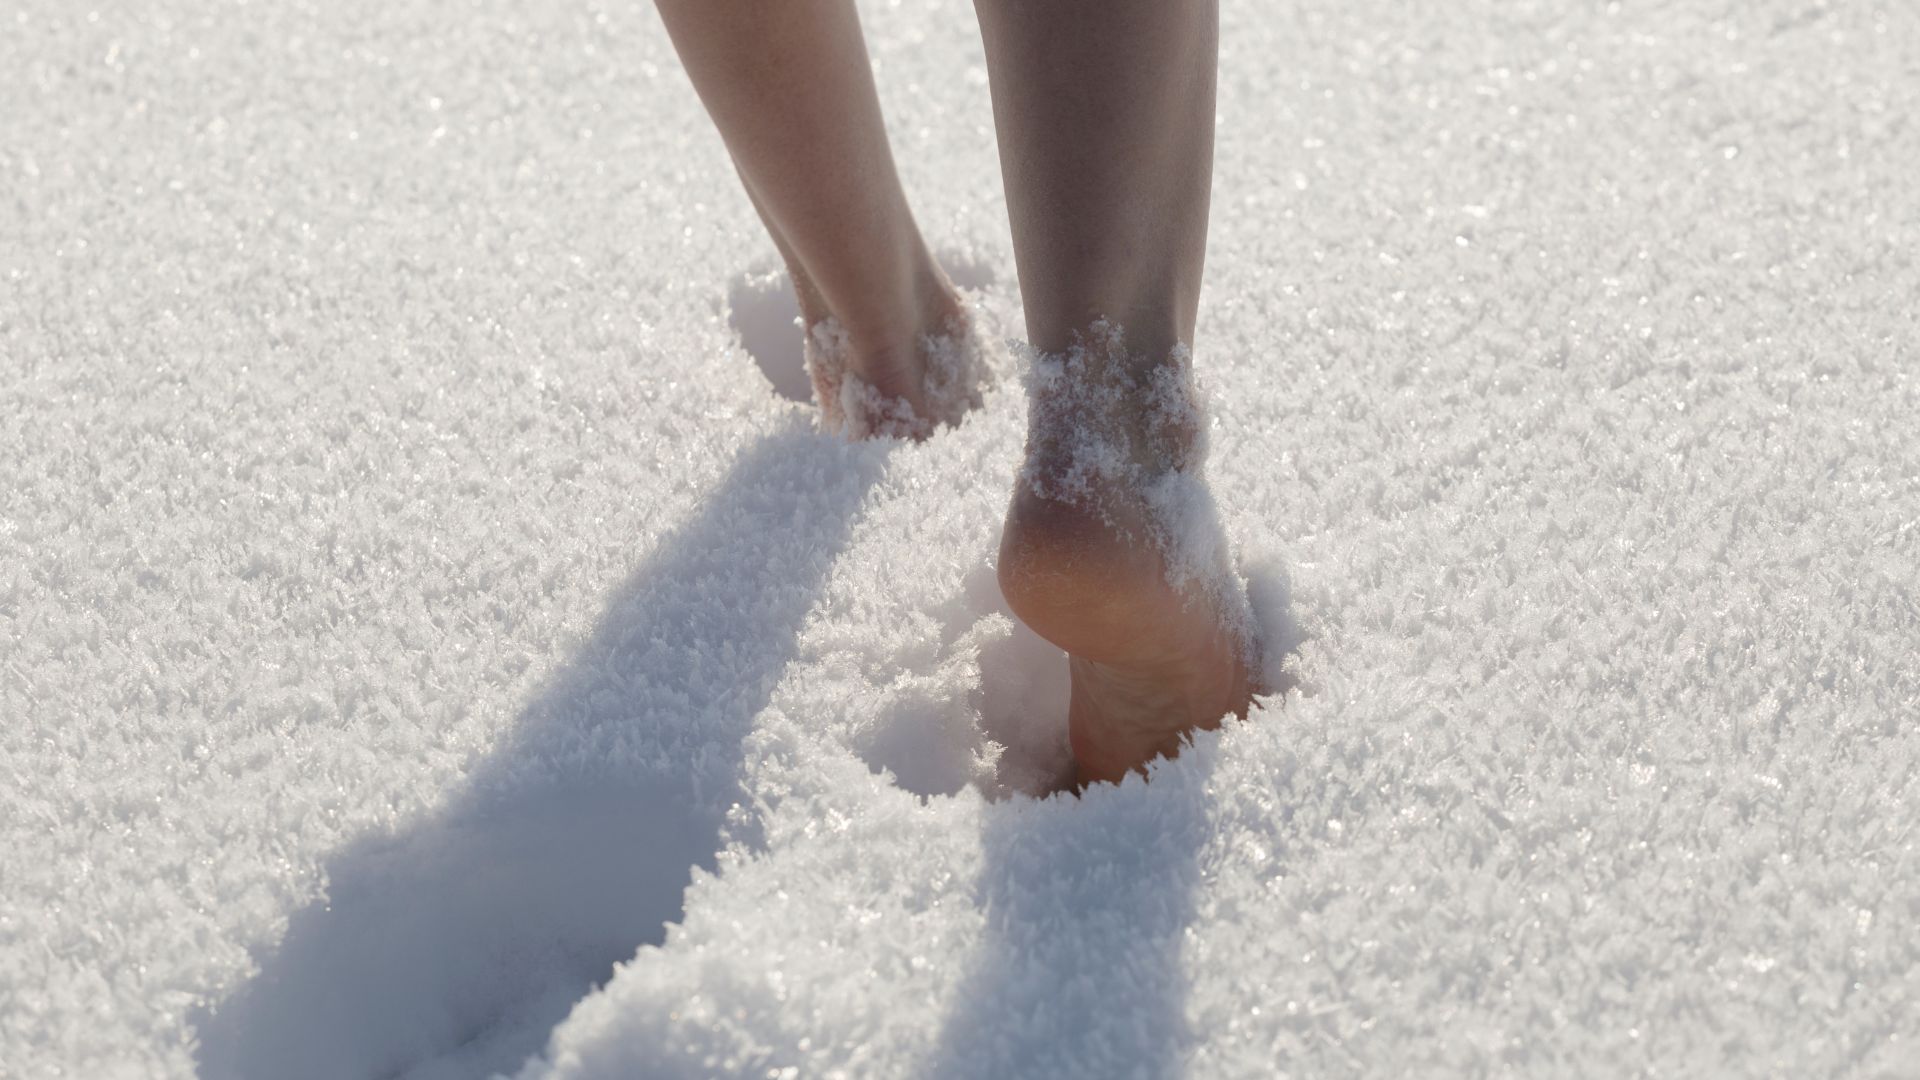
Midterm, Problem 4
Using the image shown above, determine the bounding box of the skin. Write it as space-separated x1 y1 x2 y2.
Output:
655 0 1250 787
655 0 962 416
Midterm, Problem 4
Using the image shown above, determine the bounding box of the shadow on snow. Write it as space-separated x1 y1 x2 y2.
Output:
195 256 1297 1080
193 419 890 1080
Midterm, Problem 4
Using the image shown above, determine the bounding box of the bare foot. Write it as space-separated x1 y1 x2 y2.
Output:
804 281 989 440
996 324 1255 786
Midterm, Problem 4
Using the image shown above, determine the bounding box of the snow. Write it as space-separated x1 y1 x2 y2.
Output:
3 0 1916 1077
802 304 999 441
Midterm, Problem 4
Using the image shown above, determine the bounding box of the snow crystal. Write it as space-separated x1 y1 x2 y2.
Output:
803 300 1002 441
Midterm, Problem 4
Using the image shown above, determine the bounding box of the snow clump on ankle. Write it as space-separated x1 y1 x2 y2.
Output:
803 304 998 440
1019 320 1259 667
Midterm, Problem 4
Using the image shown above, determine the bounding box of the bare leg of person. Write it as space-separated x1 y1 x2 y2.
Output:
976 0 1253 786
737 172 833 334
657 0 964 424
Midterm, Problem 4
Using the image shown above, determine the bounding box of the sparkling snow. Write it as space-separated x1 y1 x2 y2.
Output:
3 1 1917 1077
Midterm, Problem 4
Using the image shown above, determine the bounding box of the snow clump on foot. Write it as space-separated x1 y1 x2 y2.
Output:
803 303 999 440
1020 320 1261 674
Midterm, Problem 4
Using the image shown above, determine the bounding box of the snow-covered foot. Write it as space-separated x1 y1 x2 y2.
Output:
803 295 995 440
996 323 1256 786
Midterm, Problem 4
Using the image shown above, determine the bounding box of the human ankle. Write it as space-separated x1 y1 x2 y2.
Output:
801 270 989 439
1021 320 1204 499
844 265 963 367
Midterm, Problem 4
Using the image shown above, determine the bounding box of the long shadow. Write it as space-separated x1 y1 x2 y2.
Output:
193 418 889 1080
927 753 1221 1080
927 563 1303 1079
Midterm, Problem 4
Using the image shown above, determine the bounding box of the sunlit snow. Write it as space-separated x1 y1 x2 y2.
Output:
4 1 1916 1077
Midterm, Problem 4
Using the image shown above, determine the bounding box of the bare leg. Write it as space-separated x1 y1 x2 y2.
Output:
977 0 1252 786
737 172 833 334
657 0 963 419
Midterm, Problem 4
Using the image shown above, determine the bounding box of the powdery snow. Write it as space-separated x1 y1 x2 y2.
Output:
3 1 1917 1077
802 305 999 441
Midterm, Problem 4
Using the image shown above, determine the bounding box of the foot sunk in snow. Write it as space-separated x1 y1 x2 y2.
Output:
803 304 1000 440
997 320 1261 787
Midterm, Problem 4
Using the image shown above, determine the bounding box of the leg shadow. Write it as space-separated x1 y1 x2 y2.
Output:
193 419 888 1080
927 756 1219 1080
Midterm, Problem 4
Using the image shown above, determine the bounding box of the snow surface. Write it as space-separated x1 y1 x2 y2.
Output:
4 0 1918 1077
